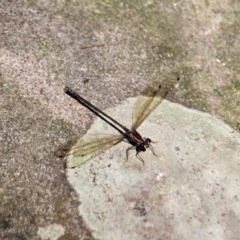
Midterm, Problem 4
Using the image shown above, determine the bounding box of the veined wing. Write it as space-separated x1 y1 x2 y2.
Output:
131 78 179 130
66 134 124 168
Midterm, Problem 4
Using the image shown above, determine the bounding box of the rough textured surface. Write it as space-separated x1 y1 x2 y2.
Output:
0 0 240 239
68 98 240 240
37 224 65 240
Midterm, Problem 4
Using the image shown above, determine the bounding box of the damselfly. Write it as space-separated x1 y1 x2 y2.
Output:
55 78 179 168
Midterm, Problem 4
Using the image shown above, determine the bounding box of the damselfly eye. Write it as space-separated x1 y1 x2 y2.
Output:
143 137 151 144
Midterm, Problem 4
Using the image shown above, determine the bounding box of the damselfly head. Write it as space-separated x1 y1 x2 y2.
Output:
142 137 152 149
143 137 151 145
137 142 147 152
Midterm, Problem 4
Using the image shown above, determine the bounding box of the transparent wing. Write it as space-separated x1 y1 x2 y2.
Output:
54 140 77 158
65 134 124 168
131 78 179 130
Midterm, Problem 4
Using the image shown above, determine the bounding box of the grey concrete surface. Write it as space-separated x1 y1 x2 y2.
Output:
0 0 240 239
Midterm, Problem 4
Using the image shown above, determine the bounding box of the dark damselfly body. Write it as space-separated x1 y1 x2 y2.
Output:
55 78 180 168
